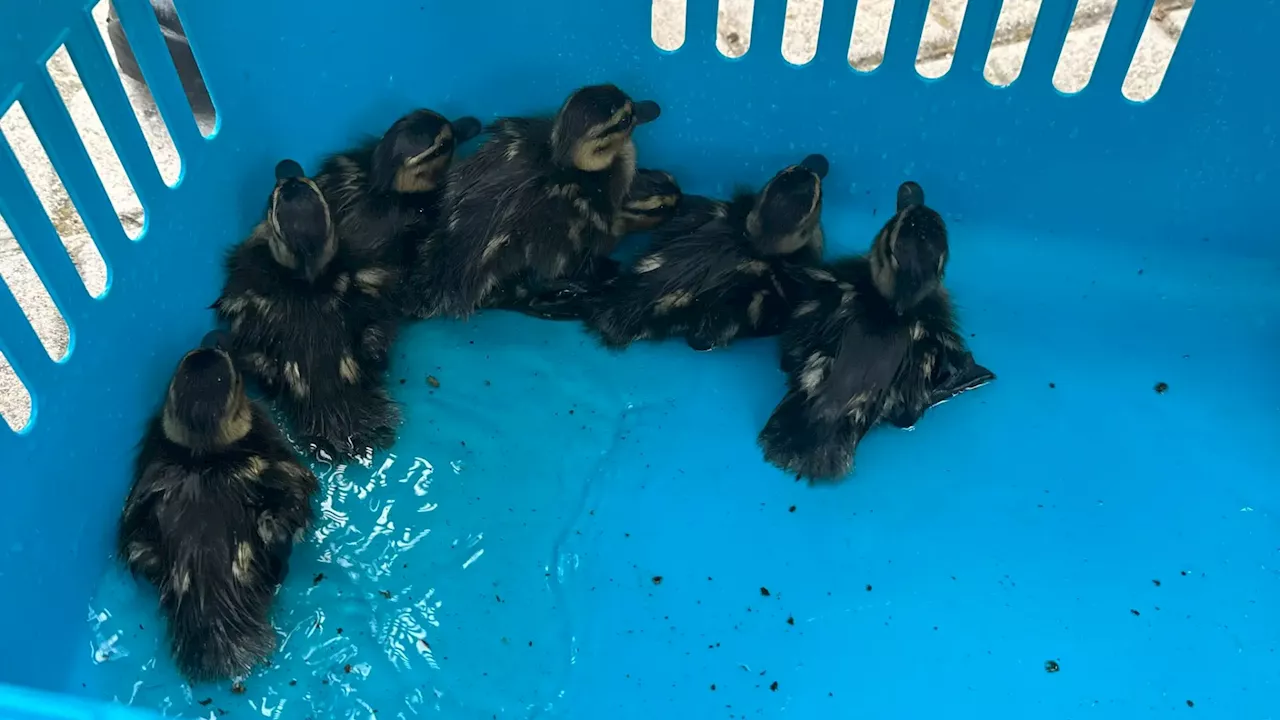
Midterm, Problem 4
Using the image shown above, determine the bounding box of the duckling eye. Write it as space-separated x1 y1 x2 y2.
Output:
617 114 633 131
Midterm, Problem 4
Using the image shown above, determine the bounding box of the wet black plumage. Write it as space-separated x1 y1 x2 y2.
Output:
484 168 682 314
407 84 662 319
759 181 994 481
118 333 317 682
313 109 480 311
213 160 401 458
529 155 829 351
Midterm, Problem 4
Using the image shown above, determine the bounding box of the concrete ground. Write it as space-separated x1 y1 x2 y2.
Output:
0 0 1193 430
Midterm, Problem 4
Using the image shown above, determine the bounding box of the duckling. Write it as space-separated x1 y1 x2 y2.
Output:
118 330 317 682
527 155 829 351
485 168 683 314
407 84 662 319
314 109 481 308
213 159 401 458
758 181 994 481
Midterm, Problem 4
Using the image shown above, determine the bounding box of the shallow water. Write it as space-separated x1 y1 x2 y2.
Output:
72 225 1280 717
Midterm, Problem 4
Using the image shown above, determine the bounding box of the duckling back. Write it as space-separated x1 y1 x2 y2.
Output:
216 161 402 457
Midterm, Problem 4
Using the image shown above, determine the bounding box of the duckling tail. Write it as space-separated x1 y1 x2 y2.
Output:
758 389 860 482
167 577 276 682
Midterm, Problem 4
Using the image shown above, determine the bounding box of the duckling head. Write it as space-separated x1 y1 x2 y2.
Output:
161 343 252 454
869 181 948 316
551 84 661 172
268 159 336 283
372 109 482 194
746 154 828 257
615 169 682 233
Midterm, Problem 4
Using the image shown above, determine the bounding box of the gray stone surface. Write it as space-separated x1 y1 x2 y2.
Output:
1 0 1193 429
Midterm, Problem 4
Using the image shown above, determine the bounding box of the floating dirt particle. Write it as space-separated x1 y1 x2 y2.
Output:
1048 382 1056 389
312 572 325 585
427 375 440 388
1154 382 1169 394
484 379 491 386
788 505 796 513
288 680 297 687
398 378 406 384
1153 579 1161 587
710 684 716 691
1130 609 1141 616
786 616 795 625
231 682 246 694
379 590 392 599
1044 660 1060 673
198 698 213 706
865 584 873 592
760 587 770 597
336 627 343 634
344 664 353 673
1181 570 1188 576
770 681 779 692
1186 700 1194 708
652 576 663 585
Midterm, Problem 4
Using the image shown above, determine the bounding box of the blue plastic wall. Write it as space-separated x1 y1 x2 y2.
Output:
1 0 1278 716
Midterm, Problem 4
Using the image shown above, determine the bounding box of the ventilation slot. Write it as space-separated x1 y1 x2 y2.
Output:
849 0 895 71
90 0 214 184
781 0 823 65
717 0 754 58
653 0 688 51
1121 0 1193 102
983 0 1042 86
46 45 148 246
916 0 968 78
0 201 71 432
1 104 108 299
0 350 33 432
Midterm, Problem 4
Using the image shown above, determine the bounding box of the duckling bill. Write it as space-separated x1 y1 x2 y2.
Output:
758 181 994 481
314 108 480 311
528 155 830 351
213 159 401 458
408 84 662 319
118 333 317 681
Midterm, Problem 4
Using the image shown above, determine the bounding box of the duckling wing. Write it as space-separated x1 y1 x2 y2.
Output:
808 318 910 425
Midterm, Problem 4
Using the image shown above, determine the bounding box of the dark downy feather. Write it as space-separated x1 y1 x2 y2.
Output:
119 349 316 682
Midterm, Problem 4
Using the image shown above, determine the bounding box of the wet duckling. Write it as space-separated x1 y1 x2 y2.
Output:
213 160 401 458
314 109 481 303
485 168 683 314
118 331 317 682
529 155 829 350
758 181 994 481
408 83 662 319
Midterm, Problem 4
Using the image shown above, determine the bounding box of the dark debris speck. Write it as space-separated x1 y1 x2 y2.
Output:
231 682 246 694
1044 660 1060 673
312 573 325 585
865 584 873 592
344 664 353 673
652 576 663 585
1186 700 1194 708
1131 609 1141 616
198 698 213 706
1048 382 1056 389
788 505 796 513
786 616 795 626
288 680 297 687
379 590 392 599
760 587 770 597
710 684 716 691
1153 579 1161 587
770 681 779 692
1154 382 1169 394
427 375 441 388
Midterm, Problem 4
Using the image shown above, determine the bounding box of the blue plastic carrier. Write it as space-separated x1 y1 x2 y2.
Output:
1 0 1277 717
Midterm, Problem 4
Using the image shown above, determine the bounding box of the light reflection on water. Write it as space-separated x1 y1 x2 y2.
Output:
79 439 538 719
